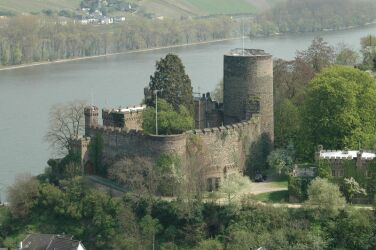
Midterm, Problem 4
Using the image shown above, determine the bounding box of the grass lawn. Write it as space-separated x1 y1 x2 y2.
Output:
184 0 257 15
253 190 289 203
0 0 80 14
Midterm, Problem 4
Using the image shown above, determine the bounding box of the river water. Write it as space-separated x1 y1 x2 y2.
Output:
1 25 376 200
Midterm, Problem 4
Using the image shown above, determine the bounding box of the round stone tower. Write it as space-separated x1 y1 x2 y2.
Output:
223 49 274 140
84 106 99 136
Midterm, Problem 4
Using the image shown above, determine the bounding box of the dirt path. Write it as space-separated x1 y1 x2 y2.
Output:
248 181 288 195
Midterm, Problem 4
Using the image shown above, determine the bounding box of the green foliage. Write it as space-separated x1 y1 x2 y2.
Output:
4 176 376 250
194 239 223 250
140 214 162 249
156 154 183 196
255 0 376 35
246 133 272 177
88 133 104 176
218 173 251 203
44 152 82 184
306 177 346 218
301 65 376 158
336 44 359 66
360 35 376 70
7 174 39 219
317 160 331 179
0 15 237 67
288 176 312 202
147 54 194 114
267 148 294 175
274 99 301 149
329 209 376 250
142 99 194 135
342 177 367 203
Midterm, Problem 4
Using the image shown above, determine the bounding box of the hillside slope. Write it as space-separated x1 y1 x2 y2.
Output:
0 0 80 14
138 0 282 17
0 0 282 17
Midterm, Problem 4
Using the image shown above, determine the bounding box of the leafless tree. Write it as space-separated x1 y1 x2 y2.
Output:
45 100 86 155
108 156 157 197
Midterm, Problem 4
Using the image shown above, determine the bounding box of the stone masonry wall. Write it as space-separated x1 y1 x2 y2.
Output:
84 115 261 182
223 51 274 141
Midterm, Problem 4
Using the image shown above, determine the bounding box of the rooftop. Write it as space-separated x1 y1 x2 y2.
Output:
21 234 84 250
226 48 271 57
104 105 146 113
319 150 376 160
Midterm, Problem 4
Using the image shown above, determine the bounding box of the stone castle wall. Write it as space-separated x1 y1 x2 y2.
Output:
187 116 261 187
83 115 261 186
86 126 187 163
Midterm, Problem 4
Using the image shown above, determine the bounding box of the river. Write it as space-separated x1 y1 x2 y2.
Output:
1 25 376 201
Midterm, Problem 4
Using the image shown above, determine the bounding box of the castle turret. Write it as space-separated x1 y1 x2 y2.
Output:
84 106 99 136
223 49 274 140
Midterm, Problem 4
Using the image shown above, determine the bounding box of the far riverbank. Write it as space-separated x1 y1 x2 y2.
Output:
0 37 241 72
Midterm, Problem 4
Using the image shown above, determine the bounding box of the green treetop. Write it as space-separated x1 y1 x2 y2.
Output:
147 53 194 114
142 99 194 135
301 65 376 156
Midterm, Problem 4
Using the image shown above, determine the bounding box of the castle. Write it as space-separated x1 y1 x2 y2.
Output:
75 49 274 191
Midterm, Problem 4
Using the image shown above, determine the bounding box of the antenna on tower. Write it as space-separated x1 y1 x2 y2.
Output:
91 90 94 107
242 17 245 56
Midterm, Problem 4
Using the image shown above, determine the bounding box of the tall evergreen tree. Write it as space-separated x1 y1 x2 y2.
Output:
147 53 194 114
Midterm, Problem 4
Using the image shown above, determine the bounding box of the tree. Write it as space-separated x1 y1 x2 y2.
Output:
360 35 376 69
297 37 334 73
108 156 157 196
45 101 86 155
306 177 346 218
146 53 194 114
267 148 294 175
335 43 359 66
219 172 251 203
274 99 300 148
211 80 223 103
88 134 104 175
156 154 183 196
7 174 39 219
194 239 223 250
342 177 367 203
140 214 162 250
142 99 194 135
246 133 272 177
301 66 376 158
317 160 331 179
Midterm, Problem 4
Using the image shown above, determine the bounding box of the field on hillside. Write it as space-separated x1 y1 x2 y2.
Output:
0 0 80 14
185 0 257 15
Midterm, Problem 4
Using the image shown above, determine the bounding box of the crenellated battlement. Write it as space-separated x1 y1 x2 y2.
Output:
187 116 259 136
